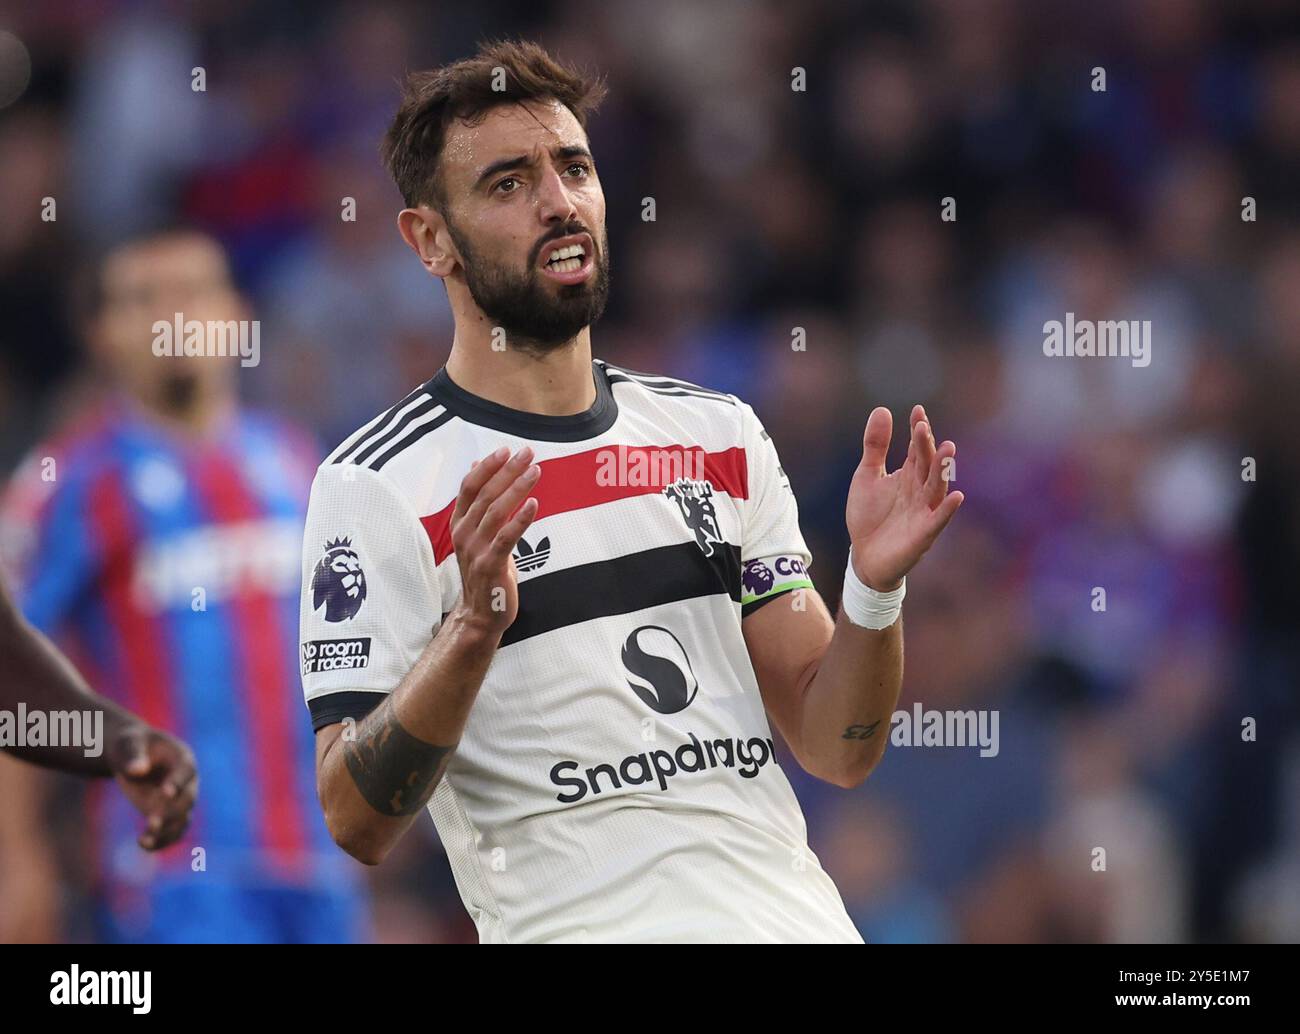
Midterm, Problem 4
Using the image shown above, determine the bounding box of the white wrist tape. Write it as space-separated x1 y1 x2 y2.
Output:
841 549 905 630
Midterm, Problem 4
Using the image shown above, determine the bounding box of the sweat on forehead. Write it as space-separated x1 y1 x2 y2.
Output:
443 101 587 175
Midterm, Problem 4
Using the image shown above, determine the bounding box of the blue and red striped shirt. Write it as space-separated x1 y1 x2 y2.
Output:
3 399 352 892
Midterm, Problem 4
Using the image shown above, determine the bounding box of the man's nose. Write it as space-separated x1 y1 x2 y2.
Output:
536 166 579 225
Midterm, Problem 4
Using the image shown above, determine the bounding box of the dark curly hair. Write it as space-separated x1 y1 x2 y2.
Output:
382 38 607 212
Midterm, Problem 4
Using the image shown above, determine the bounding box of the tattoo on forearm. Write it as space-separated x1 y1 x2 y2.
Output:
842 720 882 741
342 696 454 816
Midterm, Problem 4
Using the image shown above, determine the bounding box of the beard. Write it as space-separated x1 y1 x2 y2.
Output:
158 369 200 412
446 217 611 354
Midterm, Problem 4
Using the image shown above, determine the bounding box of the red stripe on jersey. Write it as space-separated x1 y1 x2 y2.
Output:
89 474 178 733
88 474 193 874
193 452 307 870
420 444 748 565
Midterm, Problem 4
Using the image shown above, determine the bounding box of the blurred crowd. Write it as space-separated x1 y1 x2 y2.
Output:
2 0 1299 943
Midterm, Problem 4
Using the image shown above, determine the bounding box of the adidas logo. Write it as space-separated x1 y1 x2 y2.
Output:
513 534 551 572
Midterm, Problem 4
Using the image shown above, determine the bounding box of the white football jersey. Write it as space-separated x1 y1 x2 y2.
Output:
299 359 863 943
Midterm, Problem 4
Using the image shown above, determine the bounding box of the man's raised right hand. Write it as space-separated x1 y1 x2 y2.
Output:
449 445 541 636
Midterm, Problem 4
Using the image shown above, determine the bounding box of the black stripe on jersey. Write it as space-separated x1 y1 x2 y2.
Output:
352 397 443 467
601 364 735 404
328 386 431 465
602 362 729 396
369 408 457 471
606 379 736 403
501 540 742 647
308 690 387 731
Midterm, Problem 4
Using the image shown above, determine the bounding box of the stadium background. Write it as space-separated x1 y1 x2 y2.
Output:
1 0 1298 943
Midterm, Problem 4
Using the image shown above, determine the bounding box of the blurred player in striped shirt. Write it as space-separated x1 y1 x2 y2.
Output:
0 228 368 943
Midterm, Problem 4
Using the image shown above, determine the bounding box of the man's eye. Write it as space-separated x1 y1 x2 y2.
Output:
495 176 521 194
566 163 590 178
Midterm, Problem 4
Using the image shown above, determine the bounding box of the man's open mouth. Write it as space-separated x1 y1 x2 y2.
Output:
544 243 585 272
539 234 595 283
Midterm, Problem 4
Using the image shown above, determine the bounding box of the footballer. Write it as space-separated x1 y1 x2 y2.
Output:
302 39 963 943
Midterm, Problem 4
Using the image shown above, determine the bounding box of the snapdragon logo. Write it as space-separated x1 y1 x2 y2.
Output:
1042 312 1151 368
50 965 151 1014
550 732 778 804
0 705 102 758
152 311 260 367
622 625 698 714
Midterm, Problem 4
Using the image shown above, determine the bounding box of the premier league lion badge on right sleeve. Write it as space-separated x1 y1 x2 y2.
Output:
312 537 368 622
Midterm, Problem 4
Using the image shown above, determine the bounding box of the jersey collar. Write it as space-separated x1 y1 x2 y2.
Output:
425 359 618 442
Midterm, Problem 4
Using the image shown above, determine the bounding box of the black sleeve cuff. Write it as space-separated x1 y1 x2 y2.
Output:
309 691 388 731
741 585 801 619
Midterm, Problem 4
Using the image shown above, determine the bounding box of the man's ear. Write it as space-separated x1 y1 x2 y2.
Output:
397 205 460 278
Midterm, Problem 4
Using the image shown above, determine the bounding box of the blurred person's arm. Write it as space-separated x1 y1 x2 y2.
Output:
0 574 198 847
2 454 198 849
744 405 961 788
311 447 539 865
